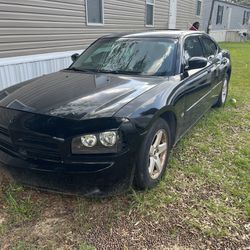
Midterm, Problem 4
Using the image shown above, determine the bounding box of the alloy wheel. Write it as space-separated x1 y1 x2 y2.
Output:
148 129 168 179
221 78 228 104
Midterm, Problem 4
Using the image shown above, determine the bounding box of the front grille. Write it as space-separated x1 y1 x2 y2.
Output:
0 125 61 163
15 133 61 162
0 126 15 154
0 126 9 137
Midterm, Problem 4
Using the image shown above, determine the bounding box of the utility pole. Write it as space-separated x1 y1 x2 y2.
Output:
207 0 216 34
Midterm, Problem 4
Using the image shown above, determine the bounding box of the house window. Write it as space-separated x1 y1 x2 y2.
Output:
216 5 224 25
86 0 104 25
243 11 250 25
196 0 202 16
146 0 154 26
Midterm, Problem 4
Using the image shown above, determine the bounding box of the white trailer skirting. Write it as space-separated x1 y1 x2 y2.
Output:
210 30 249 42
0 50 83 91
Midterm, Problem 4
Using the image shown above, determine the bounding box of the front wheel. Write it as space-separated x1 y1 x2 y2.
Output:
135 118 171 189
213 75 229 107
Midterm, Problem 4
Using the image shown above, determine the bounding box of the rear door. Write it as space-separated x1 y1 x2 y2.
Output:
182 35 213 129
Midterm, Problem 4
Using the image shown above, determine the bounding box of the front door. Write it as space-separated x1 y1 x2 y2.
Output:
169 0 177 29
182 36 212 129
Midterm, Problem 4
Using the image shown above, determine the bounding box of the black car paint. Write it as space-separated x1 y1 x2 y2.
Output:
0 31 231 196
0 71 164 120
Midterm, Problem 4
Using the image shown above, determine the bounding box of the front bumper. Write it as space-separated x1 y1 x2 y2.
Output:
0 148 135 196
0 107 141 196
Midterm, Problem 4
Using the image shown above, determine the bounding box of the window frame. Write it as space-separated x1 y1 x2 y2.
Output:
243 11 246 25
182 35 206 71
200 35 219 59
216 5 224 25
196 0 202 17
86 0 104 26
145 0 155 27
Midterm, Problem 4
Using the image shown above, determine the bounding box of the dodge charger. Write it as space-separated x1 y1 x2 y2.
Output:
0 31 231 196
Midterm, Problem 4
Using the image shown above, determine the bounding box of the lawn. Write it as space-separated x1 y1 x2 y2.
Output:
0 42 249 250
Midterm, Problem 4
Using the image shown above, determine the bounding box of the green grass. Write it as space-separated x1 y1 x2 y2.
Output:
79 243 96 250
4 184 40 223
11 241 38 250
0 42 249 249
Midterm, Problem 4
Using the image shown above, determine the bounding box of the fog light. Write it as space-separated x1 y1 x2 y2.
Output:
99 131 117 147
81 134 97 148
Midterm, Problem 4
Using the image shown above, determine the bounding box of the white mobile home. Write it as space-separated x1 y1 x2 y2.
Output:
202 0 250 41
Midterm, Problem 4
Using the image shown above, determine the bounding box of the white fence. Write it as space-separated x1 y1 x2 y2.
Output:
0 50 83 90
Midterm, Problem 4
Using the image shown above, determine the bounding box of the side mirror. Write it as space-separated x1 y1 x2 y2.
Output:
186 57 208 70
71 53 79 62
221 49 230 60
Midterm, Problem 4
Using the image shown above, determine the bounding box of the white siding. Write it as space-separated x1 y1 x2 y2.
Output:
201 0 250 31
0 0 170 58
176 0 202 29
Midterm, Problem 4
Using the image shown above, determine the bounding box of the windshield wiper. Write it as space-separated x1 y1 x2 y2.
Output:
67 67 97 73
67 68 143 75
98 70 142 75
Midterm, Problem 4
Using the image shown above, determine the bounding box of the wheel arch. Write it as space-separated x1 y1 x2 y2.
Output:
159 110 177 147
137 106 179 147
227 66 232 80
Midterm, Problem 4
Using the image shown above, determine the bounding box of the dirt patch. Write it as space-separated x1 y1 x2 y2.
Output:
0 167 13 186
0 215 5 225
33 218 66 236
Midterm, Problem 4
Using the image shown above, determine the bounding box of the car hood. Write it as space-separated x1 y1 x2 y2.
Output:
0 71 167 120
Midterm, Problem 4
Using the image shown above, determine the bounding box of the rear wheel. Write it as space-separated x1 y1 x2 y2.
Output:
214 75 229 107
135 118 172 189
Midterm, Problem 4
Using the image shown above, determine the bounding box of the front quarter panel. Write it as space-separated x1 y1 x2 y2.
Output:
115 76 186 139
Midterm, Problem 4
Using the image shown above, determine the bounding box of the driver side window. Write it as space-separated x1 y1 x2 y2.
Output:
184 36 204 62
200 36 218 58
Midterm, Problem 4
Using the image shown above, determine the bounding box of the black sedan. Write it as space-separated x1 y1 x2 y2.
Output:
0 31 231 196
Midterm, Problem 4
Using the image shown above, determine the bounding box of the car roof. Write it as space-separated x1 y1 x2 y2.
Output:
103 30 205 39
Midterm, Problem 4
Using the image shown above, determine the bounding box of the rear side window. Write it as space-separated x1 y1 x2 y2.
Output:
184 36 204 61
200 36 218 57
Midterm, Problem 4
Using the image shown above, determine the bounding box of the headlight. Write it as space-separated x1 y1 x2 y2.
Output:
99 131 117 147
80 134 97 148
71 131 119 154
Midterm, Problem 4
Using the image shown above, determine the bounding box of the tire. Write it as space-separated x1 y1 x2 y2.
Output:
135 118 172 190
213 74 229 108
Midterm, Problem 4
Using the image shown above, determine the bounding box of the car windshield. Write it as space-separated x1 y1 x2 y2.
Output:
69 37 177 76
